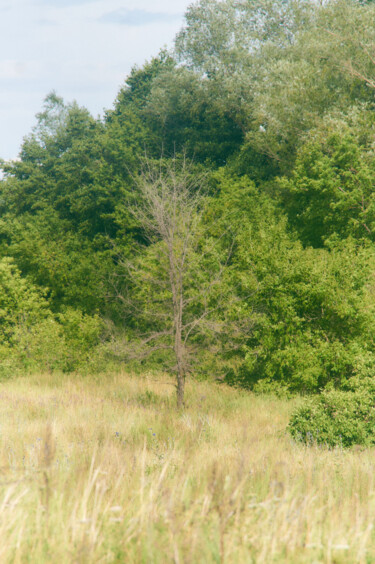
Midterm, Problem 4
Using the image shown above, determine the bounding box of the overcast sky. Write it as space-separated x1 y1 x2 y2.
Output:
0 0 192 160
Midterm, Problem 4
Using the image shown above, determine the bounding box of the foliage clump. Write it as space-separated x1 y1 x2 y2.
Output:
289 379 375 447
0 257 103 376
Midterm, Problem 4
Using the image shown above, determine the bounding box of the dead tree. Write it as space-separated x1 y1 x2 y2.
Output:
114 157 240 408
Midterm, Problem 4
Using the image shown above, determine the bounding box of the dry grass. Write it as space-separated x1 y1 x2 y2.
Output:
0 372 373 562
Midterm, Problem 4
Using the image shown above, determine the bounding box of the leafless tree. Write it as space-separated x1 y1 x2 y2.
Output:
113 157 245 408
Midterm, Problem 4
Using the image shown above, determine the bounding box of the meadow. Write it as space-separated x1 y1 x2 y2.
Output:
0 372 373 563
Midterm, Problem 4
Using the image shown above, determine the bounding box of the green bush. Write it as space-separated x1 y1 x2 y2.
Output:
10 310 104 375
0 257 49 337
288 385 375 448
0 258 105 376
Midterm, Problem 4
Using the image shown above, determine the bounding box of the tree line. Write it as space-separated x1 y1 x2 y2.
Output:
2 0 375 404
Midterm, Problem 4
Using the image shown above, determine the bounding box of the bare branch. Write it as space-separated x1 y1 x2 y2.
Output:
113 155 246 408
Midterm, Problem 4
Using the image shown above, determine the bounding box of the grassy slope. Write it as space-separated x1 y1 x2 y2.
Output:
0 372 373 563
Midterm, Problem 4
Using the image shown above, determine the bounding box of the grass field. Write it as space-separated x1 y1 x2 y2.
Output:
0 372 373 563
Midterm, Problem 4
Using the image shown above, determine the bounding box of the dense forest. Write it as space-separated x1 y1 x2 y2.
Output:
2 0 375 401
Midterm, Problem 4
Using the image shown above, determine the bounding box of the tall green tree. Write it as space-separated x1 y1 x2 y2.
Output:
208 171 375 392
0 91 148 313
280 116 375 247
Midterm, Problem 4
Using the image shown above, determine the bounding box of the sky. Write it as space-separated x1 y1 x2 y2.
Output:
0 0 192 160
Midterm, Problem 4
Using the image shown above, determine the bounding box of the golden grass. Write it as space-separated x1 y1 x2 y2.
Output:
0 372 373 562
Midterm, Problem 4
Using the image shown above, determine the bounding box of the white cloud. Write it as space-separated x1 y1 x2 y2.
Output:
38 0 102 6
0 60 41 80
0 61 26 79
99 9 183 26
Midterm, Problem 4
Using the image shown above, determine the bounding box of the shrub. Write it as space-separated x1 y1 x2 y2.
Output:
0 258 105 376
288 385 375 448
57 308 103 372
0 257 49 339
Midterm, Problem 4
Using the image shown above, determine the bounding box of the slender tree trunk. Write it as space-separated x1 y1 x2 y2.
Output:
168 235 186 408
174 290 185 409
176 366 185 409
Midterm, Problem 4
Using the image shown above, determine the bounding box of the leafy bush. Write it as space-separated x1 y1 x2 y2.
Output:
57 308 103 372
11 309 104 375
289 384 375 448
0 258 104 376
0 257 49 337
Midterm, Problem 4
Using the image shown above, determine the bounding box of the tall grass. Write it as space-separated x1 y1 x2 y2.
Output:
0 371 373 562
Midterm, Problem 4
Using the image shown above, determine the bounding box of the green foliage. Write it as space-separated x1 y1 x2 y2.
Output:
2 0 375 390
57 308 104 372
289 384 375 448
0 257 49 339
0 90 148 314
280 116 375 247
2 94 143 241
0 257 104 376
175 0 310 76
0 257 53 375
4 309 104 376
0 209 111 313
174 0 375 177
145 67 245 165
209 172 375 392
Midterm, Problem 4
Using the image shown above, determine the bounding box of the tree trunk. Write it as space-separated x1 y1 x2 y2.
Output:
175 316 185 409
176 368 185 409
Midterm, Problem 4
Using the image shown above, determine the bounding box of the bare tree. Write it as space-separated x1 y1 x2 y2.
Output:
113 157 241 408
